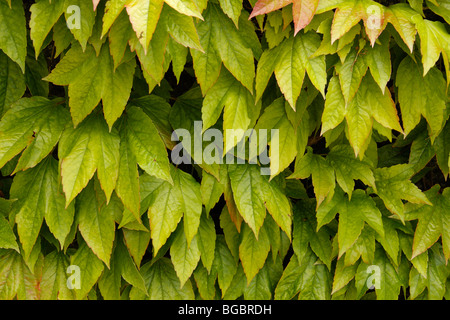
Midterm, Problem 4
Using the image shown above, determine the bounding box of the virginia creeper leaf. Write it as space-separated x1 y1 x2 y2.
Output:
58 113 120 205
11 156 75 257
29 0 65 58
76 180 117 267
228 163 292 238
396 56 447 141
0 0 26 72
0 97 70 173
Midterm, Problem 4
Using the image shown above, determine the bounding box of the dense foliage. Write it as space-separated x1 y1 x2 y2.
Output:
0 0 449 300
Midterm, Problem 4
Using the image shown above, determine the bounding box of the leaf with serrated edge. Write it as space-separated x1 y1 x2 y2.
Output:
77 180 116 267
12 157 74 257
0 0 26 72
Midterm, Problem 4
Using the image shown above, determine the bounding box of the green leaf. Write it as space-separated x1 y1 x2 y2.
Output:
222 264 246 299
212 235 238 296
434 120 450 178
143 166 201 254
196 211 217 272
143 173 182 255
130 257 195 300
58 113 120 205
45 43 135 127
364 32 391 93
125 0 164 51
11 156 75 257
297 257 331 300
108 10 133 69
164 0 204 19
124 106 172 183
410 186 450 260
70 241 104 300
239 222 271 283
170 224 201 286
0 217 18 252
345 227 376 266
330 0 386 46
40 251 75 300
203 3 256 93
385 4 417 53
254 97 297 179
52 16 74 57
374 164 431 222
345 73 403 157
243 255 282 299
331 257 358 294
0 0 26 72
76 180 117 267
30 0 65 57
0 97 69 173
336 190 384 258
64 0 97 51
25 51 50 98
320 76 346 135
97 244 122 300
427 0 450 24
375 216 400 266
0 48 25 118
289 147 335 208
409 266 427 299
293 200 332 269
274 254 305 300
256 32 326 109
173 168 203 246
190 14 222 95
115 236 147 293
327 144 376 197
166 37 188 83
218 0 242 27
219 205 241 260
335 48 368 106
228 163 292 238
373 247 401 299
115 126 140 219
408 130 435 173
396 56 447 141
123 227 151 267
399 232 428 278
415 18 450 77
426 245 448 299
169 87 220 179
160 4 203 52
130 94 175 149
255 40 284 103
202 69 260 153
0 250 23 300
193 263 218 300
200 171 225 215
101 0 127 37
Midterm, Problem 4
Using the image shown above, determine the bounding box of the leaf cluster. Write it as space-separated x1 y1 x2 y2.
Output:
0 0 449 300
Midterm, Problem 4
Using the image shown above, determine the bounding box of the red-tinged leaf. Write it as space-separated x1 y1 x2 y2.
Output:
292 0 319 35
249 0 292 19
384 4 417 53
331 0 387 47
93 0 100 10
